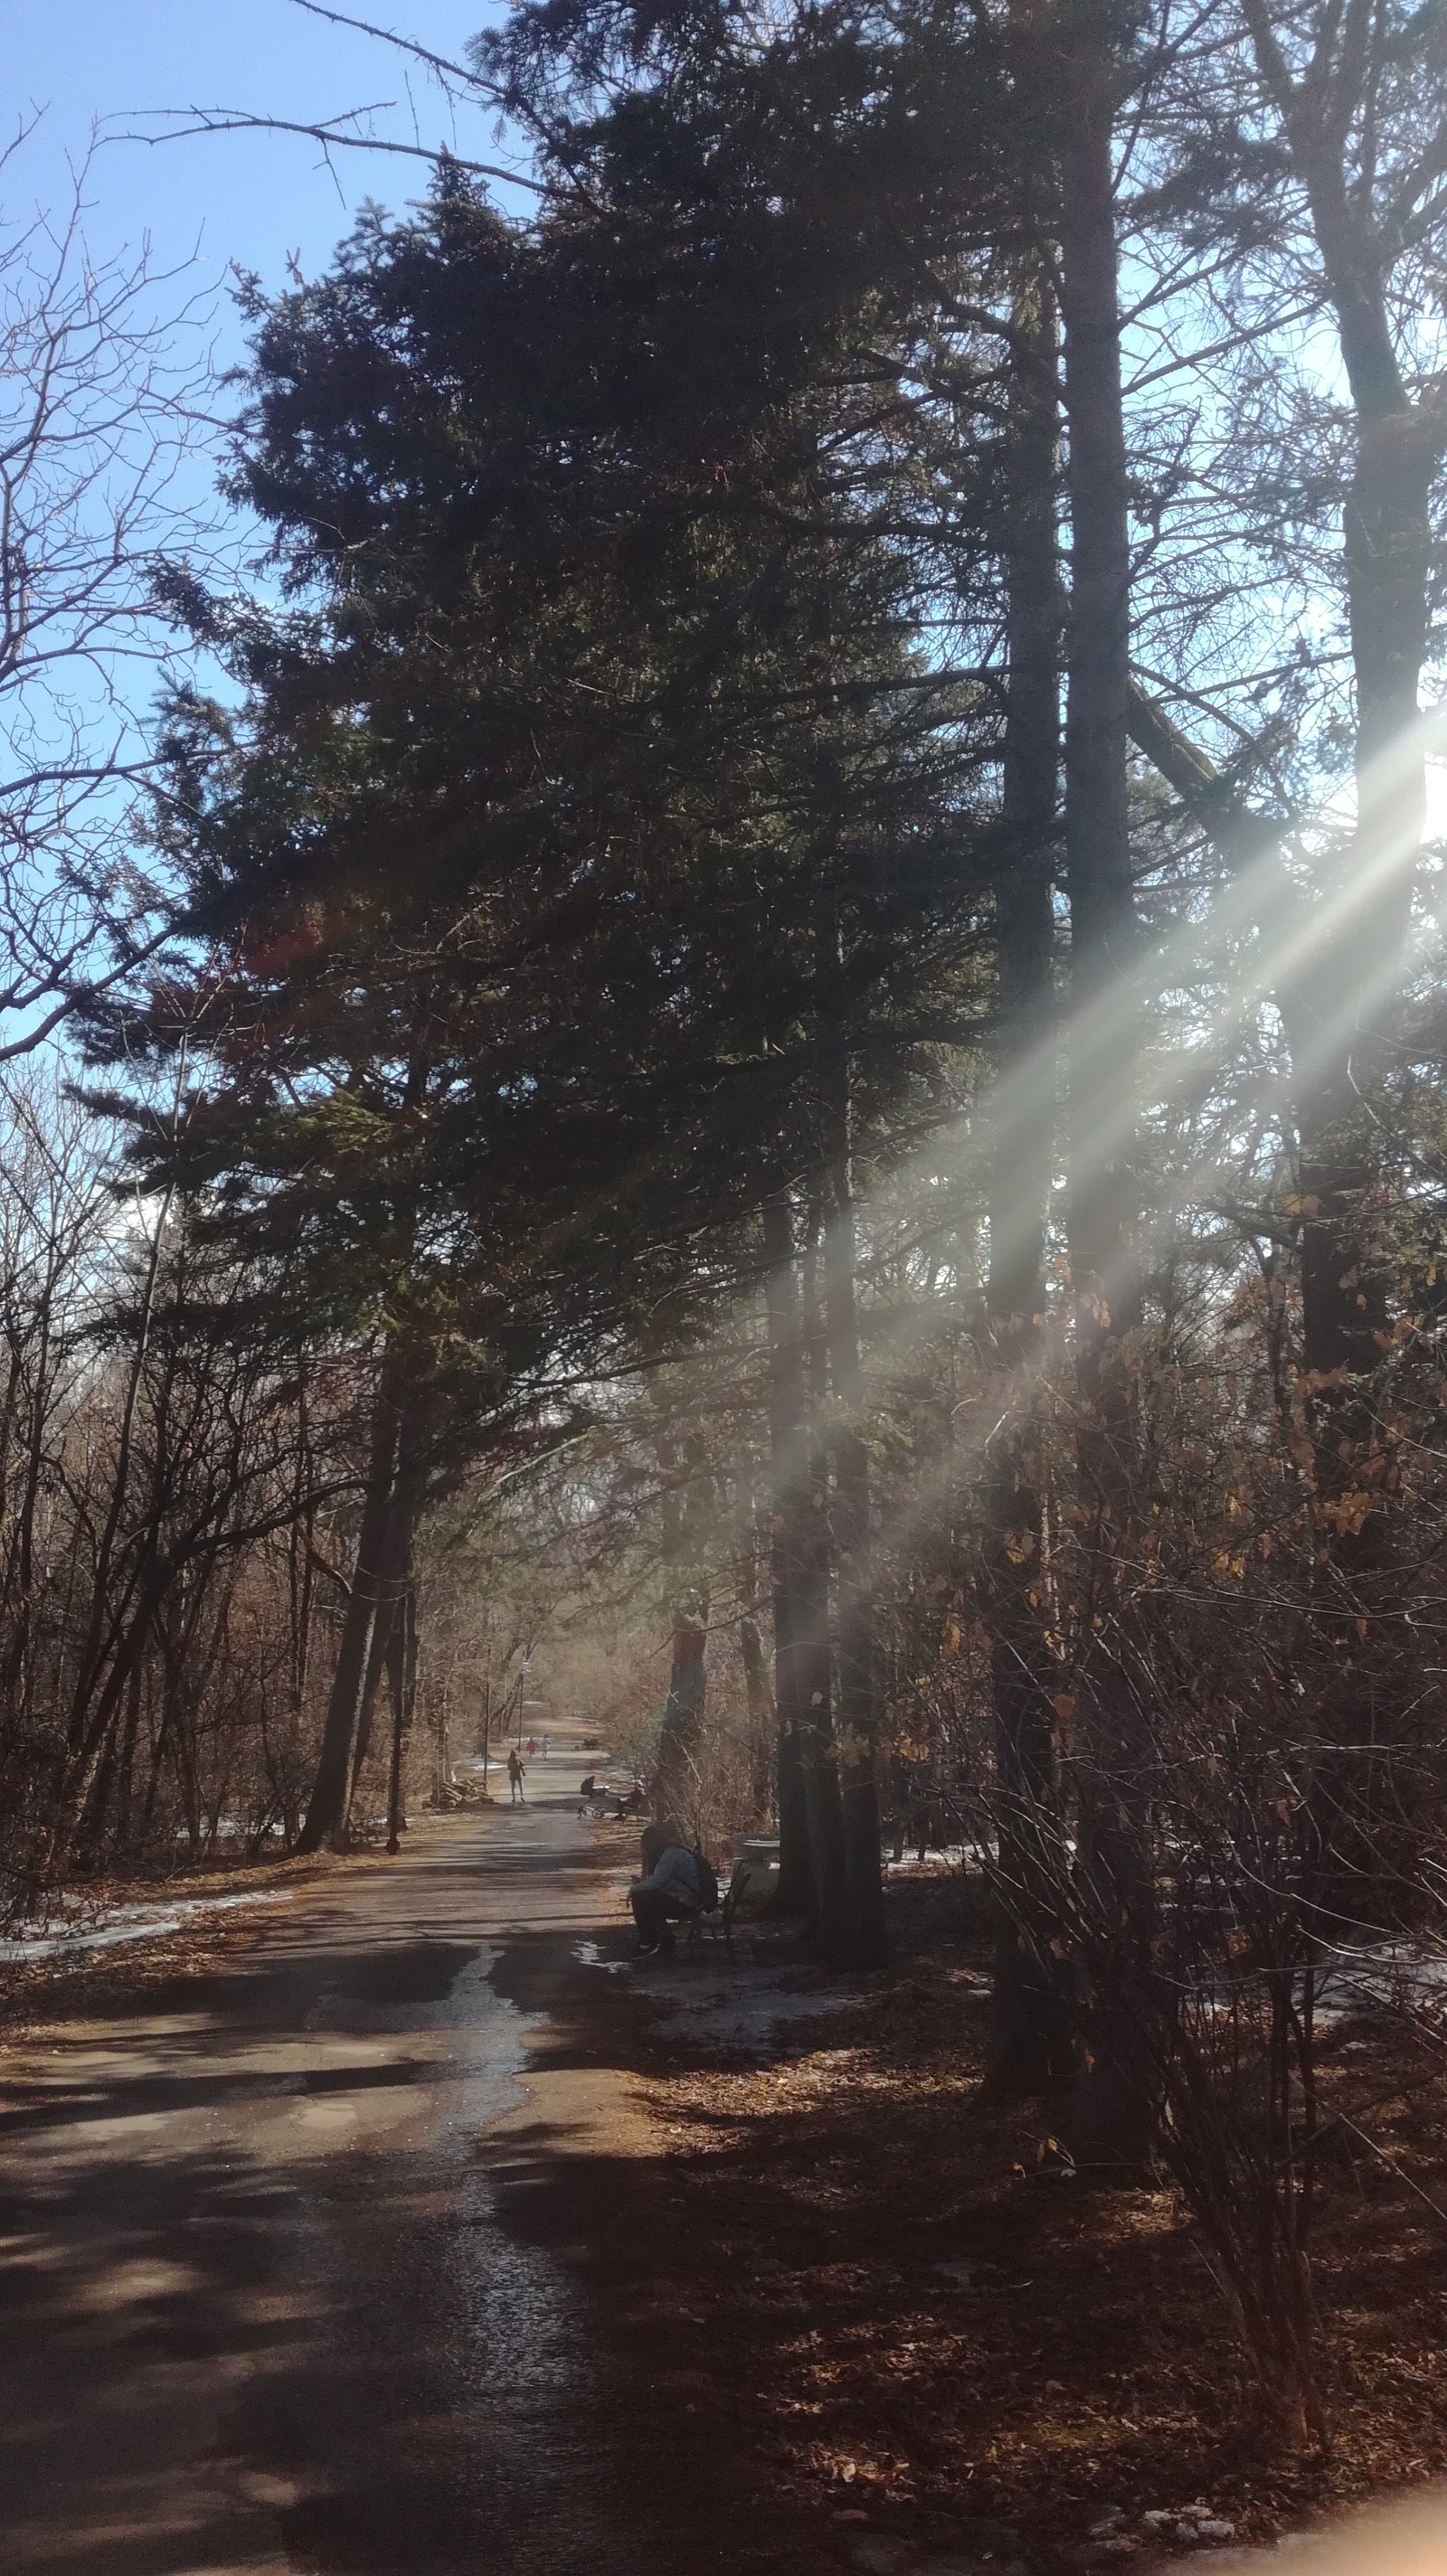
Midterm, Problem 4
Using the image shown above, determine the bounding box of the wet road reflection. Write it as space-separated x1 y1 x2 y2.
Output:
0 1801 656 2576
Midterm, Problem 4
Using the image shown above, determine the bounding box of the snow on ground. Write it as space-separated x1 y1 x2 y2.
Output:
582 1937 856 2059
1312 1941 1447 2024
884 1844 986 1876
576 1849 861 2055
0 1886 296 1961
638 1961 856 2058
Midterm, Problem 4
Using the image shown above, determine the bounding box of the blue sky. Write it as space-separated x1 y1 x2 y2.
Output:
2 5 530 912
14 0 1446 854
14 3 519 358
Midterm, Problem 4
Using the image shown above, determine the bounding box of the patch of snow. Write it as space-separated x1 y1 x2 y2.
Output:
1136 2509 1236 2551
884 1843 993 1876
0 1886 295 1961
641 1960 856 2057
1151 2510 1237 2552
1314 1939 1447 2024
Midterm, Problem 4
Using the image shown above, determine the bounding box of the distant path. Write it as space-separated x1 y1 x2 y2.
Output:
0 1767 703 2576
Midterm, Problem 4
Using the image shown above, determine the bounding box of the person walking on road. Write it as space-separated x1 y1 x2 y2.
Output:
507 1747 525 1805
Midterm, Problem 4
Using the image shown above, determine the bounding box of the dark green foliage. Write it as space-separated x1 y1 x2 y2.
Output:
111 43 1014 1404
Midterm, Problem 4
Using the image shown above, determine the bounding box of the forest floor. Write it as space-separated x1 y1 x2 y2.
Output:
578 1848 1447 2576
4 1769 1447 2576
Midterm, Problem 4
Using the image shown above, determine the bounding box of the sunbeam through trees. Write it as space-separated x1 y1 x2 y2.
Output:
7 0 1447 2481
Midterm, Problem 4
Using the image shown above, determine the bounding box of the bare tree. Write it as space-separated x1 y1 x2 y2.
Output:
0 119 217 1056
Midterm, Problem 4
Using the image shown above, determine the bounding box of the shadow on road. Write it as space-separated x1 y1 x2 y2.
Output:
0 1804 828 2576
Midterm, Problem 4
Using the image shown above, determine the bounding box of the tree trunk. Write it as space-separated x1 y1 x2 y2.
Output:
979 255 1073 2100
1292 337 1431 1383
820 1033 887 1968
1237 0 1440 1382
651 1427 711 1826
1059 23 1140 1361
346 1474 421 1827
295 1355 403 1855
799 1201 851 1963
113 1656 145 1856
739 1607 775 1827
763 1194 815 1916
653 1603 708 1826
1057 8 1156 2170
385 1580 416 1855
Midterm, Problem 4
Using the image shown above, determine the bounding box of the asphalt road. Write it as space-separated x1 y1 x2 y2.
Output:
0 1779 675 2576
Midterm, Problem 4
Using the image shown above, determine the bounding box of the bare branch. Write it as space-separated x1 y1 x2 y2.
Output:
110 105 544 196
286 0 487 99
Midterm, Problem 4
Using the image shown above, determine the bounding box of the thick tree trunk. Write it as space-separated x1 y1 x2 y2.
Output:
1293 345 1431 1382
979 258 1073 2100
799 1203 851 1962
651 1429 711 1825
820 1040 887 1969
1057 11 1156 2170
818 1045 885 1967
763 1194 814 1913
1226 26 1445 1951
1059 27 1139 1360
385 1581 416 1855
739 1606 775 1826
295 1357 403 1855
1238 0 1439 1382
653 1604 708 1825
345 1456 423 1828
988 268 1061 1341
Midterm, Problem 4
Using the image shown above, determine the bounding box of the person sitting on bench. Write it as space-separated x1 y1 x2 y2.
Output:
629 1830 701 1955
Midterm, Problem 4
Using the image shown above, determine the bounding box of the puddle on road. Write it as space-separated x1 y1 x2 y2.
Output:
442 1946 643 2574
217 1933 646 2576
292 1940 641 2576
572 1939 629 1975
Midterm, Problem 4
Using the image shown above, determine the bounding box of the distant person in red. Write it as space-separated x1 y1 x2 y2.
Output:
507 1748 525 1805
526 1736 537 1756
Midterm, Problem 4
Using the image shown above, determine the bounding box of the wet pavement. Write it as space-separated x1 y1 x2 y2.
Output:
0 1786 689 2576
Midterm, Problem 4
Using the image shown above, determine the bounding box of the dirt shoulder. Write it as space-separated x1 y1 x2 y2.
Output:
492 1843 1447 2576
0 1806 491 2042
0 1850 336 2041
